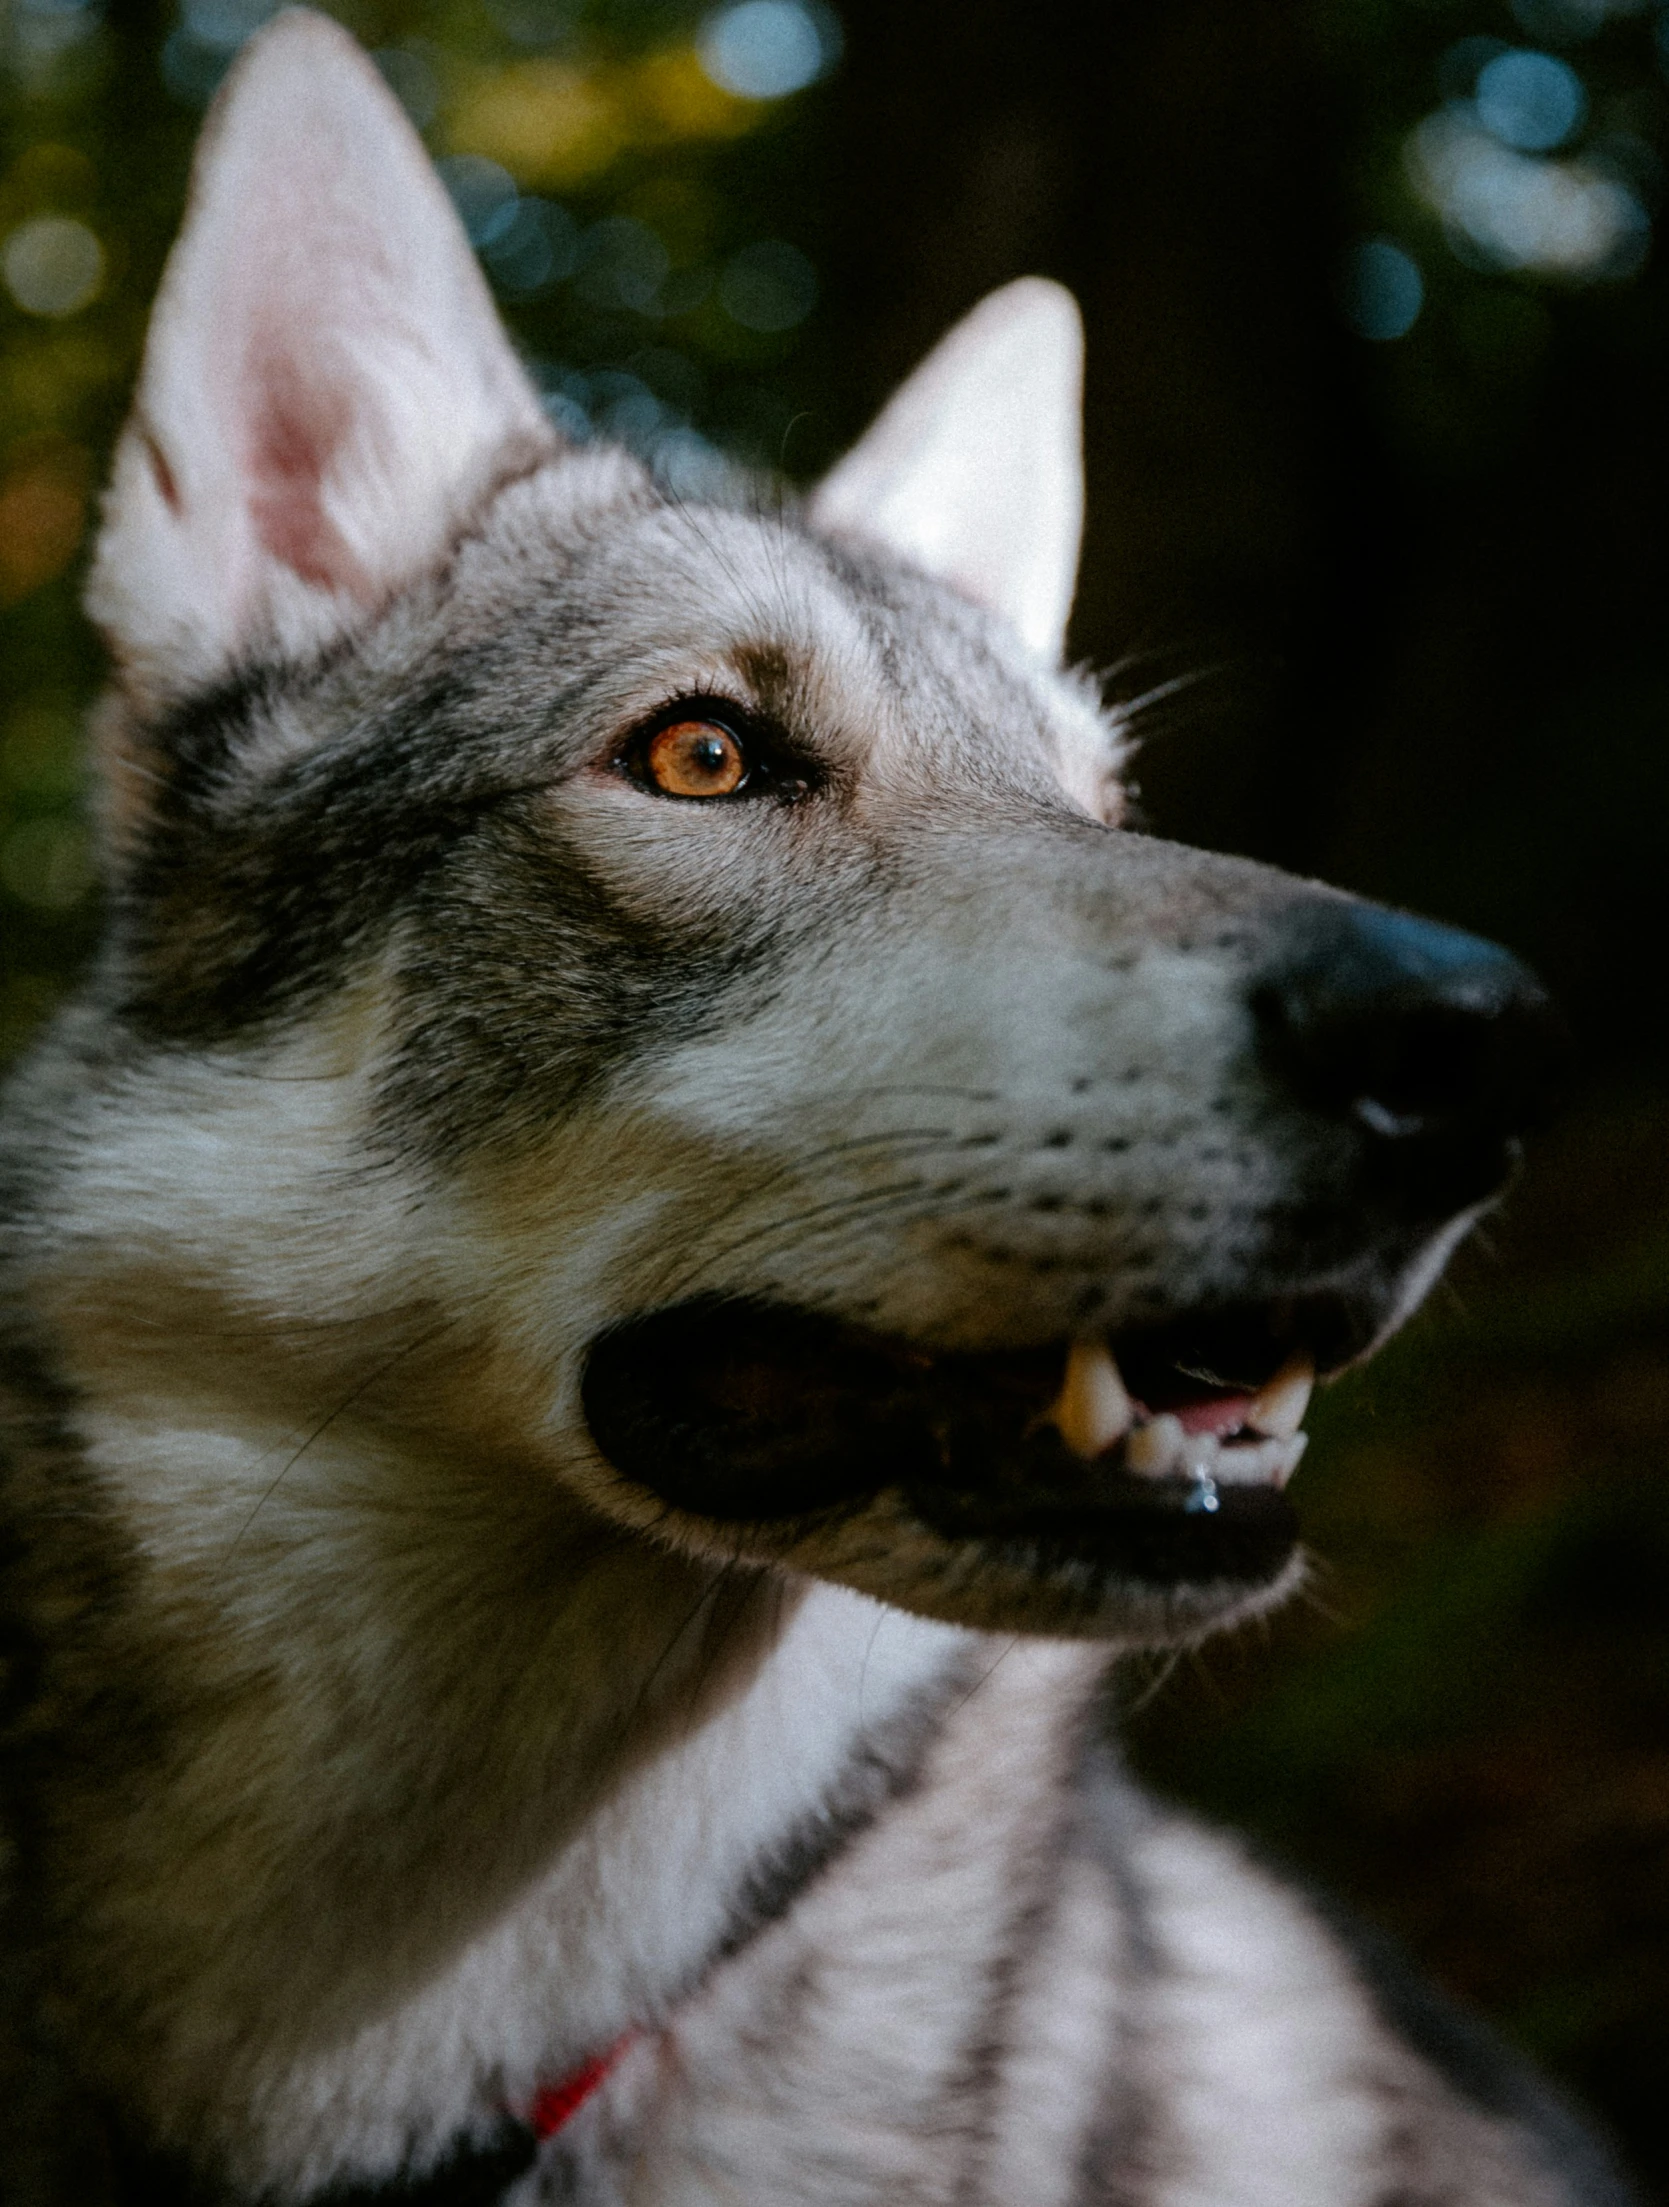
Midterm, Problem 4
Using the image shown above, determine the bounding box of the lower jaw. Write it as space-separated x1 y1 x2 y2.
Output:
903 1462 1299 1589
732 1462 1308 1645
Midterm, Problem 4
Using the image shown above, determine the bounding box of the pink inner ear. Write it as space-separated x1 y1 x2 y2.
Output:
244 337 373 599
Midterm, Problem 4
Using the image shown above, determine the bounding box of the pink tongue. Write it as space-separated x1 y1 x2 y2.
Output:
1173 1395 1256 1437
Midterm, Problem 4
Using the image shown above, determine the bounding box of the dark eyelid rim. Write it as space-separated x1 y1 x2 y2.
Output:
615 693 822 803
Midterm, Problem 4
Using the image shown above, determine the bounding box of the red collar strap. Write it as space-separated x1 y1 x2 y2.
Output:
527 2032 637 2141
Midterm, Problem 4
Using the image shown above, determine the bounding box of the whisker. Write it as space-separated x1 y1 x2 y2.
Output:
650 1177 933 1305
1111 666 1224 724
946 1634 1020 1720
223 1317 455 1556
625 1571 730 1739
1121 1648 1183 1717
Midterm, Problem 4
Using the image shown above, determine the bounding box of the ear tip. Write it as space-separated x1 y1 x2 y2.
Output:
232 5 367 67
971 275 1090 339
988 275 1083 324
969 277 1085 372
910 280 1082 416
210 6 396 125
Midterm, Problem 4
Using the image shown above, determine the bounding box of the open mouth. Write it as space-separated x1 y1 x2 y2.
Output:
583 1294 1367 1594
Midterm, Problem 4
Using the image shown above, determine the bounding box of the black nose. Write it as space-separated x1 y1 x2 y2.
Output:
1253 901 1565 1211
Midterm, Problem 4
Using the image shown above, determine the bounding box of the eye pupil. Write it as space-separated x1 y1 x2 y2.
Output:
643 719 749 799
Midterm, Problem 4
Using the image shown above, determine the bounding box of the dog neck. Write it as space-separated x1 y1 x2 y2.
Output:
36 1364 976 2190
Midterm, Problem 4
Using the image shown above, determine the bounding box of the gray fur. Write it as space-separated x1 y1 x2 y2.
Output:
0 19 1633 2206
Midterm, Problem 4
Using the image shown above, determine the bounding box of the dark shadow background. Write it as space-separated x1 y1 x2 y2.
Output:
3 0 1666 2188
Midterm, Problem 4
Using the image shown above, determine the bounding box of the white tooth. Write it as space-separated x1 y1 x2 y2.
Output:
1048 1338 1134 1459
1214 1432 1307 1488
1247 1355 1314 1441
1125 1412 1184 1479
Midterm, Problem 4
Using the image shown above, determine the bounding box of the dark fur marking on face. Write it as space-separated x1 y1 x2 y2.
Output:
725 638 828 755
115 659 497 1043
374 800 796 1160
107 622 807 1160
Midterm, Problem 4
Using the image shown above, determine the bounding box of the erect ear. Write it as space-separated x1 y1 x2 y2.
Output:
86 8 555 709
810 279 1084 661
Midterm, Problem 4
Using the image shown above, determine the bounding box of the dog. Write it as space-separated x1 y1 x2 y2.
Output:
0 12 1635 2204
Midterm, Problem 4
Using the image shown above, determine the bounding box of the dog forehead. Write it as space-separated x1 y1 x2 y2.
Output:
469 469 1110 803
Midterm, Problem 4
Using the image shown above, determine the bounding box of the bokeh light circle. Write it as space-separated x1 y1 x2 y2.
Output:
1342 239 1425 340
1 215 103 317
697 1 834 101
1476 50 1587 152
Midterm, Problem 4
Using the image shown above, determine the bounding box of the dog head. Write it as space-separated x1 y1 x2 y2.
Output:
65 12 1560 1648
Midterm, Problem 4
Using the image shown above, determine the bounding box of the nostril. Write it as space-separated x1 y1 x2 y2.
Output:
1253 901 1566 1179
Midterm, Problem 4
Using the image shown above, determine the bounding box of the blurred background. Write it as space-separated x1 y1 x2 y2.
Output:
2 0 1666 2185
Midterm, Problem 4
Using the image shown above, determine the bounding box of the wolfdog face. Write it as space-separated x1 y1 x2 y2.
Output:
26 12 1557 1654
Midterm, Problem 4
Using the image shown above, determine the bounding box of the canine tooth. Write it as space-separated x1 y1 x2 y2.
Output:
1048 1339 1134 1459
1125 1412 1184 1479
1247 1355 1314 1441
1213 1433 1295 1487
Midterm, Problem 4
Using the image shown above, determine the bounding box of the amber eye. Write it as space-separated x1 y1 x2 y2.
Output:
642 719 750 800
